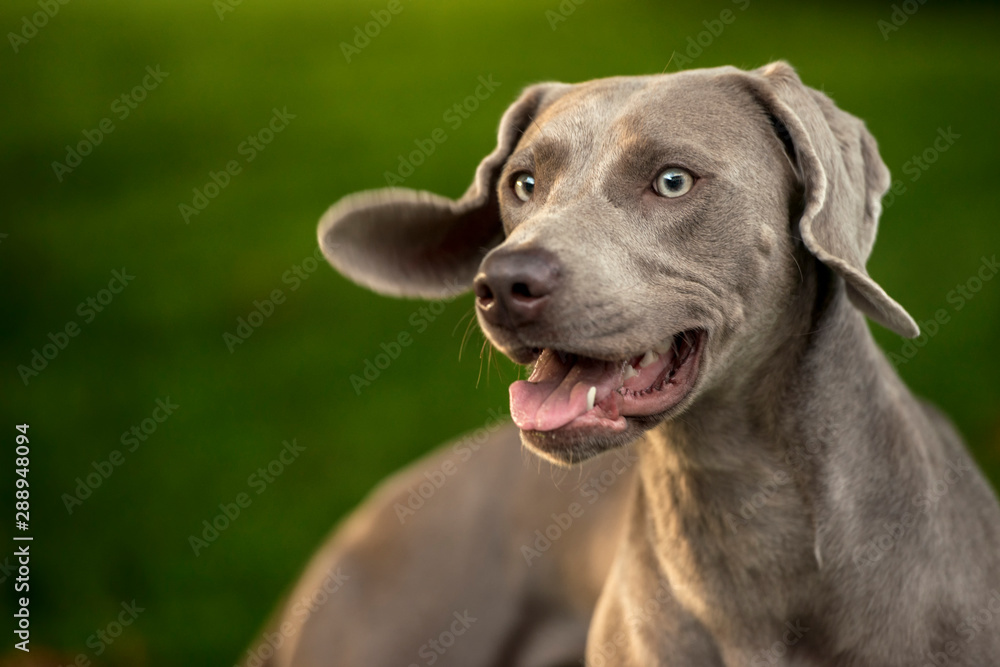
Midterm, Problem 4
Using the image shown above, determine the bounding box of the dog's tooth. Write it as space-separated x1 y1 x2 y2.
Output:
639 350 658 368
623 365 639 380
586 386 596 412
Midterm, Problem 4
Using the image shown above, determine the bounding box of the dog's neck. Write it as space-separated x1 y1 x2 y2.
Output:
625 260 898 645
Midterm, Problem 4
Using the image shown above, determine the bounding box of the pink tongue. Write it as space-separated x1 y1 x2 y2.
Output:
509 351 623 431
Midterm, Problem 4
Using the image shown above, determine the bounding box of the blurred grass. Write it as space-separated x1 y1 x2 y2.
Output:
1 0 999 664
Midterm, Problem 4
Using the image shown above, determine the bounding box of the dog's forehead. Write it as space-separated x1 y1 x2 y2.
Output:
522 70 766 160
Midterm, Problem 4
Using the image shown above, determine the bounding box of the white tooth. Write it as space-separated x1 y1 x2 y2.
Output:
639 350 658 368
586 386 596 412
623 365 639 380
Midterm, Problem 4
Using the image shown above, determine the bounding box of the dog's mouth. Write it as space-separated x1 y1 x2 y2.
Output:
509 329 705 434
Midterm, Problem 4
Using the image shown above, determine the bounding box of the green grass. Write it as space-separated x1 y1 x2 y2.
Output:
1 1 999 664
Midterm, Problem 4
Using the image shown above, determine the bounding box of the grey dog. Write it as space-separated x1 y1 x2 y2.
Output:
257 62 1000 666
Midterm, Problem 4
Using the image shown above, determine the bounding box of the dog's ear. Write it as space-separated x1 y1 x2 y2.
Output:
744 61 919 338
317 83 569 299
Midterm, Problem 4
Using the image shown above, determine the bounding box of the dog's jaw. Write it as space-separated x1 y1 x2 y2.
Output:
508 329 706 464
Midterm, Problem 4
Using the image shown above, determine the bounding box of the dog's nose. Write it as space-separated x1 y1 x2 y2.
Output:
474 248 560 327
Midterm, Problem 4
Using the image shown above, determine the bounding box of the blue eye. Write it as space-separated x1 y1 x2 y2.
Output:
513 173 535 201
654 168 694 198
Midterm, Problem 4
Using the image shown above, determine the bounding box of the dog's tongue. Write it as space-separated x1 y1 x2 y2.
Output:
510 350 623 431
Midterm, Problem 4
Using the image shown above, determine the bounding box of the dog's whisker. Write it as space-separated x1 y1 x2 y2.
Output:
528 115 546 138
452 307 474 337
487 344 499 385
661 51 676 74
475 338 492 387
783 244 804 285
457 310 479 361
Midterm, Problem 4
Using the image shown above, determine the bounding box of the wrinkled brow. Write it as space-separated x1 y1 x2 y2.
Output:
507 136 571 176
609 134 717 180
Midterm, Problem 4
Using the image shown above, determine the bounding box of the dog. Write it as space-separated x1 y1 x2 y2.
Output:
256 62 1000 666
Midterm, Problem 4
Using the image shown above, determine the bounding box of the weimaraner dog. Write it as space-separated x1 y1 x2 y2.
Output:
256 62 1000 666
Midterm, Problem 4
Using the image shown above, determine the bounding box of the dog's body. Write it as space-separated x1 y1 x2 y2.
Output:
263 425 636 666
260 63 1000 666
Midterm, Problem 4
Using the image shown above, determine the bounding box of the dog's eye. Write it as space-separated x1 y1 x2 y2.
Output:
653 168 694 198
513 173 535 202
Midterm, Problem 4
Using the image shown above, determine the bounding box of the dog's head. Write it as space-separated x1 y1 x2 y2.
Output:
319 62 918 464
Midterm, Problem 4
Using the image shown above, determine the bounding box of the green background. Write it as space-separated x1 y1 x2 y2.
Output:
2 1 999 664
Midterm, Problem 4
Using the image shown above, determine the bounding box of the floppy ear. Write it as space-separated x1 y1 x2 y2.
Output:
317 82 570 299
744 61 919 338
